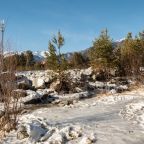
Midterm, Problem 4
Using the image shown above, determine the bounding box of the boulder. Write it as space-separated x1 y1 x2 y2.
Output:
16 75 32 90
32 78 46 89
60 125 82 140
40 128 56 141
79 133 96 144
21 90 41 104
48 132 67 144
17 125 29 140
17 120 47 143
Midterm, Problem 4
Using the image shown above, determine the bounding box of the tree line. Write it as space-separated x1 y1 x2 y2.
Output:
3 30 144 77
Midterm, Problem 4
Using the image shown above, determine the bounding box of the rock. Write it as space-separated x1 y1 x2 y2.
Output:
60 125 82 140
82 67 93 76
48 132 67 144
45 77 51 83
21 90 41 104
32 78 46 89
95 81 105 88
79 133 96 144
95 71 106 81
91 74 96 81
50 80 60 90
40 128 56 141
17 75 32 90
19 120 47 143
117 85 128 93
79 137 92 144
75 87 83 93
36 88 54 96
109 89 117 94
17 125 29 140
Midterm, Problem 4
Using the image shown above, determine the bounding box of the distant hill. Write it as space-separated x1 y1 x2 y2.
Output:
4 39 125 62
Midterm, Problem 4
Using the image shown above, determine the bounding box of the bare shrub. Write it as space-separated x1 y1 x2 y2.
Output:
0 45 20 136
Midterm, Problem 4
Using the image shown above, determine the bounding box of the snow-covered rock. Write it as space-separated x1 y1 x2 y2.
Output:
21 90 41 103
40 128 57 142
17 125 29 140
50 80 60 90
60 125 82 140
79 133 96 144
81 67 93 76
16 75 32 90
17 114 83 143
17 70 57 89
32 78 45 89
17 120 47 143
47 131 67 144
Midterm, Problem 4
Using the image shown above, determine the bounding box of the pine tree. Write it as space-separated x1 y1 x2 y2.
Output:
46 31 65 72
52 31 65 73
25 50 34 67
120 32 143 76
61 54 68 70
46 41 58 70
90 29 113 70
70 52 86 68
19 53 26 67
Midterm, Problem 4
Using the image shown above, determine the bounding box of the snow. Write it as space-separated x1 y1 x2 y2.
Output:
120 101 144 129
1 67 144 144
96 94 136 104
79 133 97 144
116 38 125 43
1 88 144 143
33 78 45 88
20 90 41 103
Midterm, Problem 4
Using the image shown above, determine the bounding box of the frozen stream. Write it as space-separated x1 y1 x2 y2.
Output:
1 89 144 144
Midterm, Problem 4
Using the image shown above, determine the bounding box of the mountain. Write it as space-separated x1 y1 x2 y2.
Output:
33 51 48 62
3 39 124 62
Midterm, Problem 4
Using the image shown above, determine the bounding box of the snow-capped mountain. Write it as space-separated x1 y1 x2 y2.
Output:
3 50 49 62
3 39 125 62
33 51 48 62
115 38 125 43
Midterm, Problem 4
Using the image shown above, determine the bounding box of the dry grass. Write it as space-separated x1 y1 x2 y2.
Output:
0 47 21 137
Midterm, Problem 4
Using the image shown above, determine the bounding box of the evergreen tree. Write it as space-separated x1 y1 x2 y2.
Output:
61 54 68 70
46 31 65 72
120 32 143 75
19 53 26 67
25 50 34 67
90 29 113 70
46 41 58 70
70 52 86 68
52 31 65 73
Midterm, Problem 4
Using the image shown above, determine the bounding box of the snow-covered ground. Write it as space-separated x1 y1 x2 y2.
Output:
1 87 144 144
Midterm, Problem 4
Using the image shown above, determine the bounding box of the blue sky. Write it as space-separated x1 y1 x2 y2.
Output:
0 0 144 53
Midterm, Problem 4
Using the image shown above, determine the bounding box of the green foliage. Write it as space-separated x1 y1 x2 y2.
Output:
46 41 59 70
89 29 113 69
25 50 34 67
116 32 144 76
61 54 68 70
46 31 67 72
70 52 87 68
19 53 26 67
4 51 38 71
